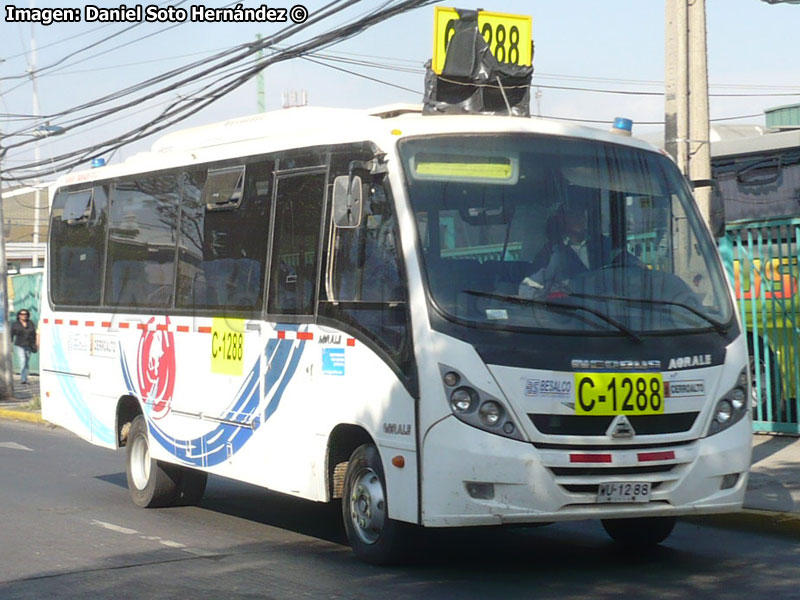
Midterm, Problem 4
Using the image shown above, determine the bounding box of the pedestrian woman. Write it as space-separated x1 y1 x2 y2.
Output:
11 309 36 384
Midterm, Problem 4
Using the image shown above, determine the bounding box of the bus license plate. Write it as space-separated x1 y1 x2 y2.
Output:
597 482 651 503
574 372 664 416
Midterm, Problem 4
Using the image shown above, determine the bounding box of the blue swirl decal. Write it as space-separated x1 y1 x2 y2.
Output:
137 325 306 467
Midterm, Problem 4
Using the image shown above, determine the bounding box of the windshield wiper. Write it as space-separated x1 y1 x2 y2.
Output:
461 289 643 343
568 292 728 335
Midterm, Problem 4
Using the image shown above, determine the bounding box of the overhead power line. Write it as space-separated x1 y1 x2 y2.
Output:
1 0 439 183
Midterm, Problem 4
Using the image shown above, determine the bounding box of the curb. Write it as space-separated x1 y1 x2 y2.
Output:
683 509 800 538
0 407 46 425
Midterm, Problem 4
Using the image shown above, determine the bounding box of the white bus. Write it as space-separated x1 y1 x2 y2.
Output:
42 105 753 564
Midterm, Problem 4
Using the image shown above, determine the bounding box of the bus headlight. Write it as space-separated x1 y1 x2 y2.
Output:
440 364 524 441
714 400 733 423
479 401 504 427
450 387 478 413
707 368 750 436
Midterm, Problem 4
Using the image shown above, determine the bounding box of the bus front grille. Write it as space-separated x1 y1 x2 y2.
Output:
528 412 699 436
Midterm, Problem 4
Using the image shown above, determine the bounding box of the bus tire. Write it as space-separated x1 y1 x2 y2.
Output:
602 516 676 548
177 468 208 506
125 415 180 508
342 443 410 565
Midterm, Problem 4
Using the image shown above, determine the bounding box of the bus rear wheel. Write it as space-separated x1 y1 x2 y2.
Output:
602 516 676 548
342 444 410 565
126 415 180 508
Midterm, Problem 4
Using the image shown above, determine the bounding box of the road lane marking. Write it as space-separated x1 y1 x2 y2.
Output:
91 519 203 554
91 519 138 535
0 441 34 451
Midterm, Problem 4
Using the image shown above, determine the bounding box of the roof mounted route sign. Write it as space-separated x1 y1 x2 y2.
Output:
432 6 532 75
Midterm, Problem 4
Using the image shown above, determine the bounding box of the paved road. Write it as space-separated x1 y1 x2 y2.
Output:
3 420 800 600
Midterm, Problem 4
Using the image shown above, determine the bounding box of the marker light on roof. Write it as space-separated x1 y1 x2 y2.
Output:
91 158 106 168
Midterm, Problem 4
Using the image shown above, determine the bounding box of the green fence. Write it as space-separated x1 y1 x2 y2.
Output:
720 218 800 434
9 272 42 376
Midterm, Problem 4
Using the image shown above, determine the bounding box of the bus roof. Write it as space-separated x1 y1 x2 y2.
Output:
56 105 661 188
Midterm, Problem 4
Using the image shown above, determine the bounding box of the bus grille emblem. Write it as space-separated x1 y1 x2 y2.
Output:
609 415 635 439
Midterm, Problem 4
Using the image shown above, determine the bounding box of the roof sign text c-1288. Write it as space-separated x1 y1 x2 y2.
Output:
431 6 533 75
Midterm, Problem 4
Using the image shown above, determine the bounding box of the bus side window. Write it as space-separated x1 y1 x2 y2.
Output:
176 162 272 311
49 186 108 306
331 181 403 303
323 177 411 375
105 175 179 308
267 172 327 316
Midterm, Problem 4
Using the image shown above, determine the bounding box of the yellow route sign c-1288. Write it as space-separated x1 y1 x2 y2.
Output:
431 7 532 75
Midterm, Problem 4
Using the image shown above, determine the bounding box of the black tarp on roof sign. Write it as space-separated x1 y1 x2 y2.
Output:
423 9 534 117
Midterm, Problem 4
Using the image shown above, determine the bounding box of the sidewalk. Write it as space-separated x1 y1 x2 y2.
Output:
0 373 42 425
2 391 800 535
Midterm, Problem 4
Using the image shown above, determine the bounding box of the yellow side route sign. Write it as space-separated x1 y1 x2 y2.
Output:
211 317 245 376
431 7 532 75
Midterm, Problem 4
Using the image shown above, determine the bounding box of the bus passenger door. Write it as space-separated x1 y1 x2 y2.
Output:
261 168 328 498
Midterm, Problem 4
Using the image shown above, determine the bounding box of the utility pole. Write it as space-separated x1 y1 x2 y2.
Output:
688 0 711 225
665 0 711 226
256 35 265 112
30 7 42 268
0 141 16 400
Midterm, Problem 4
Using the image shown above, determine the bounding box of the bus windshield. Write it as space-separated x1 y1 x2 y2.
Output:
400 134 733 334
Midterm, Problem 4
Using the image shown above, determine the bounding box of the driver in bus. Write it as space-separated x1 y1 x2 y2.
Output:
518 195 610 299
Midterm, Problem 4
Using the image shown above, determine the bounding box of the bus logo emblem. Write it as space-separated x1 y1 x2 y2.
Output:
608 415 635 439
137 316 176 420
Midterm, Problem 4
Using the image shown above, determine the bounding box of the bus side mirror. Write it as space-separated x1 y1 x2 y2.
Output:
332 175 363 228
692 178 725 238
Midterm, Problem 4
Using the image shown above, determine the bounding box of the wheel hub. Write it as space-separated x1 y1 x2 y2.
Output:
349 468 385 545
130 433 151 490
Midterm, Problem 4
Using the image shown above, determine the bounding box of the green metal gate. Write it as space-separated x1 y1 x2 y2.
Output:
720 218 800 434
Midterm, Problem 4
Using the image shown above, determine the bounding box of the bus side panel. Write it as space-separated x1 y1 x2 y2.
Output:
113 318 418 521
40 316 116 448
297 326 418 522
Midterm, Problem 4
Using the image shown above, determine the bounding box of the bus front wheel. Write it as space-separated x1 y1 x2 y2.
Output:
342 443 410 564
126 415 180 508
602 516 676 548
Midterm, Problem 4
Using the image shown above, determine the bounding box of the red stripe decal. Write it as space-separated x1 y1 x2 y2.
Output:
637 451 675 462
85 321 95 327
137 324 148 330
119 322 129 329
347 338 356 347
101 321 112 328
156 324 168 331
69 320 79 326
570 454 612 464
277 331 286 339
55 319 63 325
43 318 49 324
177 325 190 333
297 332 313 340
198 326 212 334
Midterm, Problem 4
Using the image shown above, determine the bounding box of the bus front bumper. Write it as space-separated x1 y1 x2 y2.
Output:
420 415 752 527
